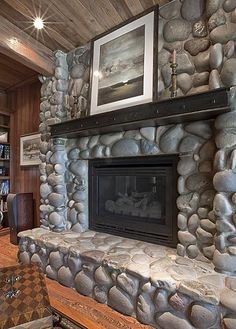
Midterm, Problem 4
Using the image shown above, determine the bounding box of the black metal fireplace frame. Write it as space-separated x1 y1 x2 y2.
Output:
89 155 178 247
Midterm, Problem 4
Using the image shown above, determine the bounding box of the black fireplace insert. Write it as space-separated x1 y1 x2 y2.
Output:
89 155 178 247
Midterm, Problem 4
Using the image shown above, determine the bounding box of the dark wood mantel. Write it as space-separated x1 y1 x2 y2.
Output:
51 88 231 138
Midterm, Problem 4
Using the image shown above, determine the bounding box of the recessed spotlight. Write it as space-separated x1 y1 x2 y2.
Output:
34 17 44 30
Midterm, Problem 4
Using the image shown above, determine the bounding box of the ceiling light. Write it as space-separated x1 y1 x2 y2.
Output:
34 17 44 30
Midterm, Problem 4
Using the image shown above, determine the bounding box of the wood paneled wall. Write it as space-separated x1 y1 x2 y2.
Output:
0 91 7 108
7 80 41 227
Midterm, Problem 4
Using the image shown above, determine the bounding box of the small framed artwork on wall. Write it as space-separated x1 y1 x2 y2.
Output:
20 133 41 166
89 6 158 116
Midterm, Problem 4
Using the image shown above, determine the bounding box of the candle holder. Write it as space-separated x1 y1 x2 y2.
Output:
71 96 79 119
170 62 178 98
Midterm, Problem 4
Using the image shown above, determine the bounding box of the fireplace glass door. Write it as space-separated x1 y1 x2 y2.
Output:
89 155 178 247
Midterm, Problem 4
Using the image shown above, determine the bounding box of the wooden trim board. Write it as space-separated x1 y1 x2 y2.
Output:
0 15 54 75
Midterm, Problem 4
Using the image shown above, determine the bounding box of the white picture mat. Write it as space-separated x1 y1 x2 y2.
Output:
90 11 154 115
20 133 41 166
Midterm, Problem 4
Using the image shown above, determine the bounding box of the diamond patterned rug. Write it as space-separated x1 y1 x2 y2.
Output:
0 263 86 329
0 263 51 329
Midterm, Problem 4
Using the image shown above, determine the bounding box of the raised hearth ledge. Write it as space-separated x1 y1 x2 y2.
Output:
19 228 236 329
51 88 231 138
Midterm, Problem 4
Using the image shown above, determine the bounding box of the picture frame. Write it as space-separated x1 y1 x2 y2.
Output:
89 6 158 116
20 133 41 166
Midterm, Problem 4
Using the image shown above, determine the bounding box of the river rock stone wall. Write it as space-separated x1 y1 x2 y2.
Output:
36 0 236 278
158 0 236 100
38 47 91 232
66 44 91 119
18 228 236 329
213 86 236 274
19 1 236 327
65 122 217 262
39 51 69 231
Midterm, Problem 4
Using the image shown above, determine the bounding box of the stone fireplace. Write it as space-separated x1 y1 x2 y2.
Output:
18 0 236 328
47 113 220 262
18 93 236 327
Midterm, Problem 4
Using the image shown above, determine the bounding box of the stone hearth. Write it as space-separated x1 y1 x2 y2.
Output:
18 0 236 327
18 227 236 329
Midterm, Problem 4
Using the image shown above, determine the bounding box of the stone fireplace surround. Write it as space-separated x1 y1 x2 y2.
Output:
19 88 236 328
18 0 236 327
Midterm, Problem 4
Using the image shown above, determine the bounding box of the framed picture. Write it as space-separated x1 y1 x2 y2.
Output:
20 133 41 166
89 6 158 116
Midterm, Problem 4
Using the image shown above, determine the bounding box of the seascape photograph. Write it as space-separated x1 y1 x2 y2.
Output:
97 25 145 106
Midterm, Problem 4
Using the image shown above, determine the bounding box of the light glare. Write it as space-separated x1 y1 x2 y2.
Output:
94 70 102 79
8 37 18 46
34 17 44 30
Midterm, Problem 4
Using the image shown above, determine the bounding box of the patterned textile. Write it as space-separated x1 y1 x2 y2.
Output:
0 263 51 329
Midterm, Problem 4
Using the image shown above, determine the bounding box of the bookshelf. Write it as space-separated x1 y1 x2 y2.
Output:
0 110 11 232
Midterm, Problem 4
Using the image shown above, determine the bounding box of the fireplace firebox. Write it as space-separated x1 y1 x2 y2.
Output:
89 155 178 247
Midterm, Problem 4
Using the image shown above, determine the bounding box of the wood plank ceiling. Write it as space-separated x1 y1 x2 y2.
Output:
0 0 170 52
0 0 171 89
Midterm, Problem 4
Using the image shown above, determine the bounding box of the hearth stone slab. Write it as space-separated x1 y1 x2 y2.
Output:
18 228 236 329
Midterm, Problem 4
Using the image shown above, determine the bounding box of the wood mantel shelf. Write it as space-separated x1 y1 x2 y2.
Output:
51 88 231 139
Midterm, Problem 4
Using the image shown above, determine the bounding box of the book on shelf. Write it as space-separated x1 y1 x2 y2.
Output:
0 144 10 159
0 199 7 212
0 180 9 195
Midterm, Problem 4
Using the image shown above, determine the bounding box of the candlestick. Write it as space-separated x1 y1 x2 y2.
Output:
170 50 178 98
71 95 79 119
172 49 176 64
